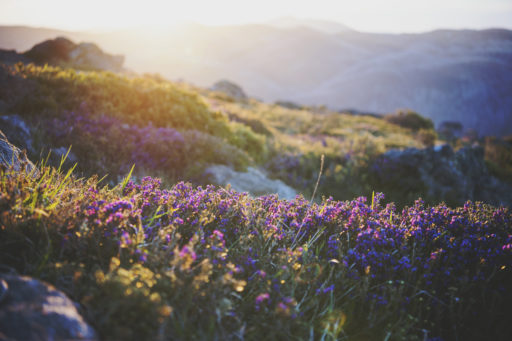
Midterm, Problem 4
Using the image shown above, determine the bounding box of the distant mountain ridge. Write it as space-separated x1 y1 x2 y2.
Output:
0 36 124 72
265 17 353 34
1 24 511 136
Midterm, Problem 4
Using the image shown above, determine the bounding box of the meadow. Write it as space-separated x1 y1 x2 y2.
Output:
1 62 512 340
7 62 510 207
0 160 510 340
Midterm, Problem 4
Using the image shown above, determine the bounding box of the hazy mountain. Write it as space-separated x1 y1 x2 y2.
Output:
265 17 353 34
1 24 511 136
0 26 83 51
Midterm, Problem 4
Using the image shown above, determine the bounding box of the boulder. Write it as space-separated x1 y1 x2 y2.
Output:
210 80 248 101
0 274 97 341
0 129 38 175
370 144 512 207
0 114 35 155
205 165 297 199
23 37 76 64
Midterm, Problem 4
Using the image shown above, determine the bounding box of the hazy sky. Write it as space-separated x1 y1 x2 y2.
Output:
1 0 511 33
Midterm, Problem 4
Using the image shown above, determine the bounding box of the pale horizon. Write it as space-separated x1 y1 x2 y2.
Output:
1 0 512 34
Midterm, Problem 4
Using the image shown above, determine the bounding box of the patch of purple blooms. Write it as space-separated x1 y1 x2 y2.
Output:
3 162 512 339
45 111 247 182
76 177 512 309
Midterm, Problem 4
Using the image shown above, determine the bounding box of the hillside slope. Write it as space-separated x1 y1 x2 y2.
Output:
1 25 511 136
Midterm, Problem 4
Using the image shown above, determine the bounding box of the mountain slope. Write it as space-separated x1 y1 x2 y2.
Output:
1 25 511 136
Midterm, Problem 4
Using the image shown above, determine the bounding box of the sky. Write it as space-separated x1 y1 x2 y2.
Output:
1 0 511 33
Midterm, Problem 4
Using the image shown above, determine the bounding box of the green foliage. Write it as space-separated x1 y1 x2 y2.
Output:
385 109 434 132
214 100 425 201
12 63 229 136
1 164 511 340
484 136 512 183
416 128 437 147
226 122 268 163
1 63 271 184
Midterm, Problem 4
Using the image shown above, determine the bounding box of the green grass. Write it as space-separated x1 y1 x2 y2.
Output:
1 161 511 340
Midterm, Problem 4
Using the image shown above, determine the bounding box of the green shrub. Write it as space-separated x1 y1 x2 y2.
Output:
484 136 512 182
385 109 434 131
416 128 437 147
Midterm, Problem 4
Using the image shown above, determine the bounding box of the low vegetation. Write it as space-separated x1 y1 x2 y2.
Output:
1 54 512 341
5 63 511 207
1 161 511 340
3 63 266 182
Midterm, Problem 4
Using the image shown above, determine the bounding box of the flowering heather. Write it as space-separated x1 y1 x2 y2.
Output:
45 111 250 181
1 162 511 339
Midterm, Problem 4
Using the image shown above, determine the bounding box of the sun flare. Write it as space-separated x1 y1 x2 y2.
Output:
1 0 511 32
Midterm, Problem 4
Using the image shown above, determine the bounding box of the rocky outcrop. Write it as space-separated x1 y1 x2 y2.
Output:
23 37 76 65
0 115 77 169
205 165 297 199
0 49 31 65
370 144 512 207
23 37 124 72
0 115 35 155
0 129 38 175
0 274 97 341
210 80 248 101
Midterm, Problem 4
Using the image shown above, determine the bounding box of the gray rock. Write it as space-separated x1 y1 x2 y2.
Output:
0 275 97 341
50 146 78 165
210 80 248 101
371 144 512 207
206 165 297 199
0 129 38 176
0 114 34 155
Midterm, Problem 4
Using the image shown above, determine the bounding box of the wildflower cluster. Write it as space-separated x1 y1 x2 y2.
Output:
1 164 511 340
45 111 250 181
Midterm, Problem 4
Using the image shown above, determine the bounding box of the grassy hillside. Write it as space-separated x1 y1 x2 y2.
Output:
3 61 512 208
204 96 427 201
1 63 267 182
1 55 512 341
1 62 435 203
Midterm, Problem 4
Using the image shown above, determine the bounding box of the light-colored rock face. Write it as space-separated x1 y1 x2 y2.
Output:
206 165 297 200
0 275 97 341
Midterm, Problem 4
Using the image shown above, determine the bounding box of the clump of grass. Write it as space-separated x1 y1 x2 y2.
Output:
1 162 511 340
